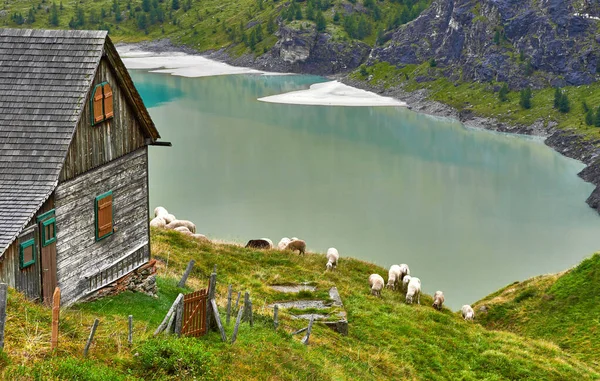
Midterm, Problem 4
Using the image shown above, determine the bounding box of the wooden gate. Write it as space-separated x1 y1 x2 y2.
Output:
182 289 207 337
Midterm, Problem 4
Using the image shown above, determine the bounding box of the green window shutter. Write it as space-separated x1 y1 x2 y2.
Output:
19 239 36 269
95 191 114 241
42 217 57 247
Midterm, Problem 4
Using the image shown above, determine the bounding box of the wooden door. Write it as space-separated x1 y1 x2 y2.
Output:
39 213 57 306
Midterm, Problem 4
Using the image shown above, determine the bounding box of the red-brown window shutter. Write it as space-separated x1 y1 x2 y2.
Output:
93 87 104 123
97 194 113 238
103 83 114 119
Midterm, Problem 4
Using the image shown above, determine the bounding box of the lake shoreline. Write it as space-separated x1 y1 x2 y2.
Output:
117 39 600 215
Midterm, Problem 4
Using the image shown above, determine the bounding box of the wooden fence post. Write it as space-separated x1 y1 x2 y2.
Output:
210 299 227 342
174 298 183 337
242 292 250 322
128 315 133 345
273 305 279 330
231 308 244 344
178 260 195 288
226 285 232 325
0 284 7 351
206 267 217 331
83 319 100 357
248 300 253 327
301 317 314 345
51 287 60 351
154 293 183 336
234 291 241 312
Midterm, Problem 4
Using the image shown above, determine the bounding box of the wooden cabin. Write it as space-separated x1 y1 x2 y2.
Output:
0 29 165 306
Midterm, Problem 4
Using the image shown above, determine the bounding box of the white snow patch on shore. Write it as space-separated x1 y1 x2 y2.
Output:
117 48 285 77
258 81 407 107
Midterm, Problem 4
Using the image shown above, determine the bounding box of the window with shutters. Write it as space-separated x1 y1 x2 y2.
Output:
19 238 36 269
90 82 114 126
42 217 57 247
95 191 114 241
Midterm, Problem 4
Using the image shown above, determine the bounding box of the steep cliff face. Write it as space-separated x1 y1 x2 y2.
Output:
371 0 600 89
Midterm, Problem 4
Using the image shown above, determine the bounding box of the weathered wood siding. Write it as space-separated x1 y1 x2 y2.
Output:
54 148 149 305
0 197 54 301
59 56 146 182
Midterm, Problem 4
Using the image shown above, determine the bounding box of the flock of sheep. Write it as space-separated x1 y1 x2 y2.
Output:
245 236 476 321
151 207 476 321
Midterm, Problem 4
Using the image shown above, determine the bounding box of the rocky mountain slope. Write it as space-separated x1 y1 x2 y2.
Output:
371 0 600 89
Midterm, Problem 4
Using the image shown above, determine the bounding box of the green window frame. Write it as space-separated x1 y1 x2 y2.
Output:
36 208 55 223
42 217 57 247
95 191 114 241
19 239 36 269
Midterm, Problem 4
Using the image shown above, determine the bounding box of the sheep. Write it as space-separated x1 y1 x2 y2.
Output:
245 239 272 249
163 213 177 224
432 291 445 310
402 275 412 293
261 238 274 248
174 226 193 236
405 277 421 304
461 305 475 321
326 247 339 271
285 239 306 255
387 265 402 290
368 274 385 297
399 264 410 281
191 233 208 241
278 237 291 250
150 216 166 228
154 206 168 218
165 220 196 233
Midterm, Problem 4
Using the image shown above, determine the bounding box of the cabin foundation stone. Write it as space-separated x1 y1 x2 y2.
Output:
82 260 158 302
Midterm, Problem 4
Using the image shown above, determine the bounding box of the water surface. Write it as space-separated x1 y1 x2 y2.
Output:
131 71 600 309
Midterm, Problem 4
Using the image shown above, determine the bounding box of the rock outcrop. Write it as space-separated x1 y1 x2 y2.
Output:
371 0 600 89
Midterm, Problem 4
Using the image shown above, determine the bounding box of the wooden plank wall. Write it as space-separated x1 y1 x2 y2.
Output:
0 197 54 301
54 148 150 305
59 57 146 182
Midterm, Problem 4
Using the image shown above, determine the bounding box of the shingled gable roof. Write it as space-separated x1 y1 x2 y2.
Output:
0 28 160 256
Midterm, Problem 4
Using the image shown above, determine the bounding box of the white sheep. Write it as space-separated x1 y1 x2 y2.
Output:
163 213 177 224
432 291 445 310
402 274 412 293
461 305 475 321
150 216 166 228
174 226 193 236
285 239 306 255
405 277 421 304
368 274 385 297
278 237 291 250
191 233 208 241
326 247 339 271
387 265 401 290
399 264 410 281
154 206 168 218
165 220 196 233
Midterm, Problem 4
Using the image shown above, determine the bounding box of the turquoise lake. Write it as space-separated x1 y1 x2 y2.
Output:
130 70 600 309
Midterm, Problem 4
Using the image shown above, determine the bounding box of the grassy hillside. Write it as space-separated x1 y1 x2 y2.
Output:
474 253 600 366
1 229 599 379
352 61 600 141
0 0 429 55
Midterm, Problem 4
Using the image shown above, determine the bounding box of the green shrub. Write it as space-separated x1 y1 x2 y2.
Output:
498 83 509 102
134 338 214 378
429 58 437 68
585 109 594 126
519 88 532 109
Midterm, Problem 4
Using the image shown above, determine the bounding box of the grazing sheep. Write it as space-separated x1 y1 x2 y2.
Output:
326 248 339 271
154 206 168 218
165 220 196 234
174 226 193 236
285 239 306 255
261 238 274 248
278 237 291 250
387 265 402 290
150 216 166 228
163 213 177 224
191 233 208 241
399 264 410 281
402 275 412 293
461 305 475 321
245 239 272 249
405 277 421 304
368 274 385 297
432 291 445 310
291 237 299 241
